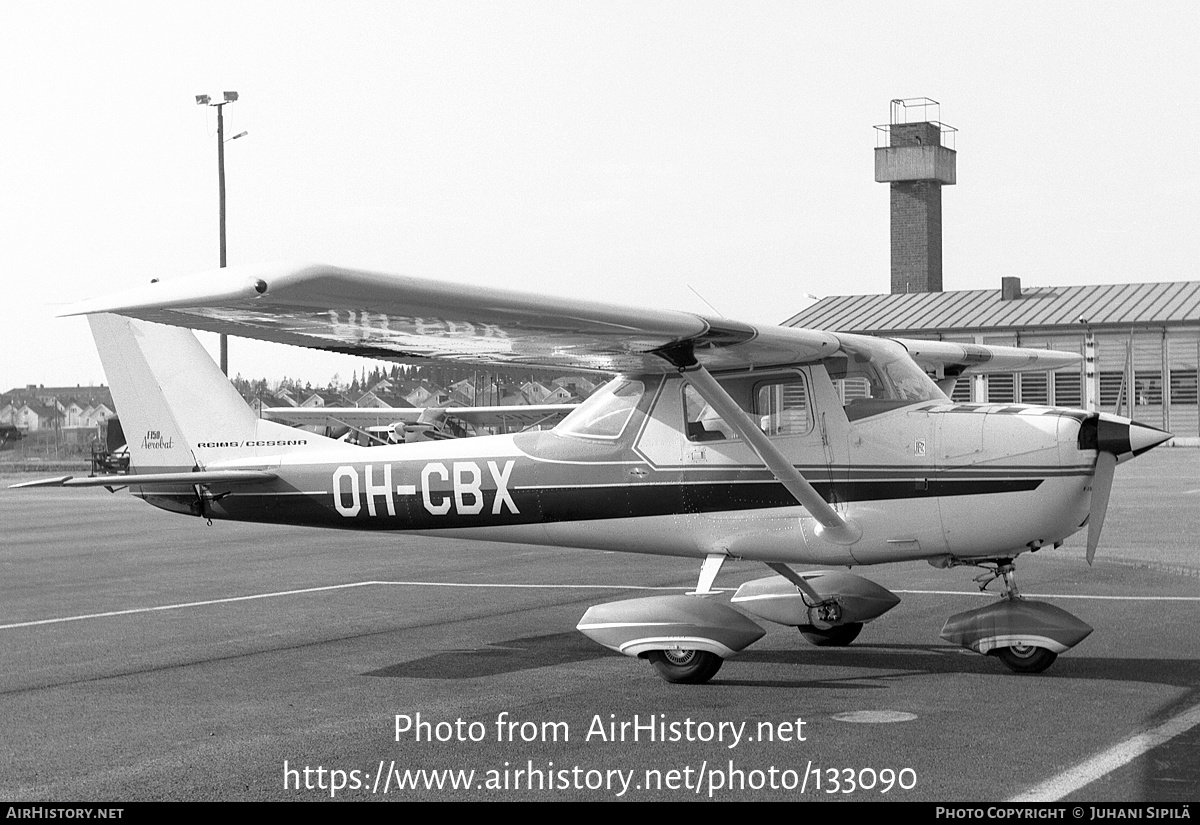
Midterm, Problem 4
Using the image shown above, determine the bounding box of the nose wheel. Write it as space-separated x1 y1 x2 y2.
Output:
993 643 1057 673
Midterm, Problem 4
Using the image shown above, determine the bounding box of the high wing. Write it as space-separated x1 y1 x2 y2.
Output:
895 337 1081 377
262 403 576 431
65 263 842 373
67 262 1082 382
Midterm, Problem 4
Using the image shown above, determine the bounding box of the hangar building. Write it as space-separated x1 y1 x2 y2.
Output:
785 279 1200 439
785 100 1199 441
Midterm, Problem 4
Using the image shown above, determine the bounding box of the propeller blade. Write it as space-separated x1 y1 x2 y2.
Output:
1086 451 1117 564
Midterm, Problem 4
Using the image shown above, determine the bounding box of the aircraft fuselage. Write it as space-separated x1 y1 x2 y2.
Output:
142 367 1098 568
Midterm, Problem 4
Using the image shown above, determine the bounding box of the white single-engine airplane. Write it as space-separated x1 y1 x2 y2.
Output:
16 263 1172 684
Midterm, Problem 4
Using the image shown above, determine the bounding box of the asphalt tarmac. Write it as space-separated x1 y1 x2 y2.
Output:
1 449 1197 802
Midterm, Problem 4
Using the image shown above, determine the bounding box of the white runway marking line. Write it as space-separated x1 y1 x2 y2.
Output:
0 582 377 630
1009 700 1200 802
895 589 1200 601
0 581 693 630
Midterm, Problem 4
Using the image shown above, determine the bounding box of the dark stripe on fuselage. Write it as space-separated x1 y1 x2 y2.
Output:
536 477 1041 523
200 476 1044 530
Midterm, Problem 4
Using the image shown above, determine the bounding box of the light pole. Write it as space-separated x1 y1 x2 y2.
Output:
195 91 247 375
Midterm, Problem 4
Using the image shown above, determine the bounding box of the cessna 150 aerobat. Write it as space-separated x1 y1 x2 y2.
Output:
16 263 1172 684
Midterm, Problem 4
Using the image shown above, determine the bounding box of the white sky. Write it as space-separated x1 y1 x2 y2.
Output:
3 1 1198 390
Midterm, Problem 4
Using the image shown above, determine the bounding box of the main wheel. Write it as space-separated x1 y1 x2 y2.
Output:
993 644 1057 674
645 649 723 684
799 622 863 647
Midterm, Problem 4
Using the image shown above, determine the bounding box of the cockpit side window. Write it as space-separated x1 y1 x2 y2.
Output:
683 383 737 441
555 378 645 440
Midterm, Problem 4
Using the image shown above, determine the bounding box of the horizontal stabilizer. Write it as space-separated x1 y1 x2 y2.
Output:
9 470 277 489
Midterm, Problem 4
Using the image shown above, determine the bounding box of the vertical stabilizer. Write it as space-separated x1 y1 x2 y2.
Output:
88 314 338 471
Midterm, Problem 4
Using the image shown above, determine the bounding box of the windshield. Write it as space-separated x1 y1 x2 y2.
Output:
825 339 946 421
555 378 645 439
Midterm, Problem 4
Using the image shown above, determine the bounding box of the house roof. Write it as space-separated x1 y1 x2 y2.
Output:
1 387 114 418
784 281 1200 335
16 402 60 419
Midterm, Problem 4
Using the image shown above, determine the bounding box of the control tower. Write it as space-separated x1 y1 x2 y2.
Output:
874 98 957 294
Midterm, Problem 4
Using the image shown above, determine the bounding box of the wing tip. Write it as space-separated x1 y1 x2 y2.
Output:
8 476 72 489
58 262 335 318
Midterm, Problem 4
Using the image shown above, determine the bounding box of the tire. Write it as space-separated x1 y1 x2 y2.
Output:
645 649 723 684
799 622 863 647
993 644 1057 674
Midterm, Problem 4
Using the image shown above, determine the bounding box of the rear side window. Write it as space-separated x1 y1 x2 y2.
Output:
755 377 813 435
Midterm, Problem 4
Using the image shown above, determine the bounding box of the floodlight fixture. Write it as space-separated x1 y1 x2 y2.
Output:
192 90 243 375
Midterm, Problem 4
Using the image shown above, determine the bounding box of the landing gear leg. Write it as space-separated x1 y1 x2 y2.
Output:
972 557 1021 601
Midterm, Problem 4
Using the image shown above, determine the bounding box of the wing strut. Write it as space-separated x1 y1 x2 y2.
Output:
670 358 861 546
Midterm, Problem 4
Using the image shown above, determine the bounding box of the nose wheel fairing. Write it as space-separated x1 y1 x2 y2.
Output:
940 598 1093 659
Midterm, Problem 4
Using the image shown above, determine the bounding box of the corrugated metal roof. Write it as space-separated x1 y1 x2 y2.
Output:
784 281 1200 334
